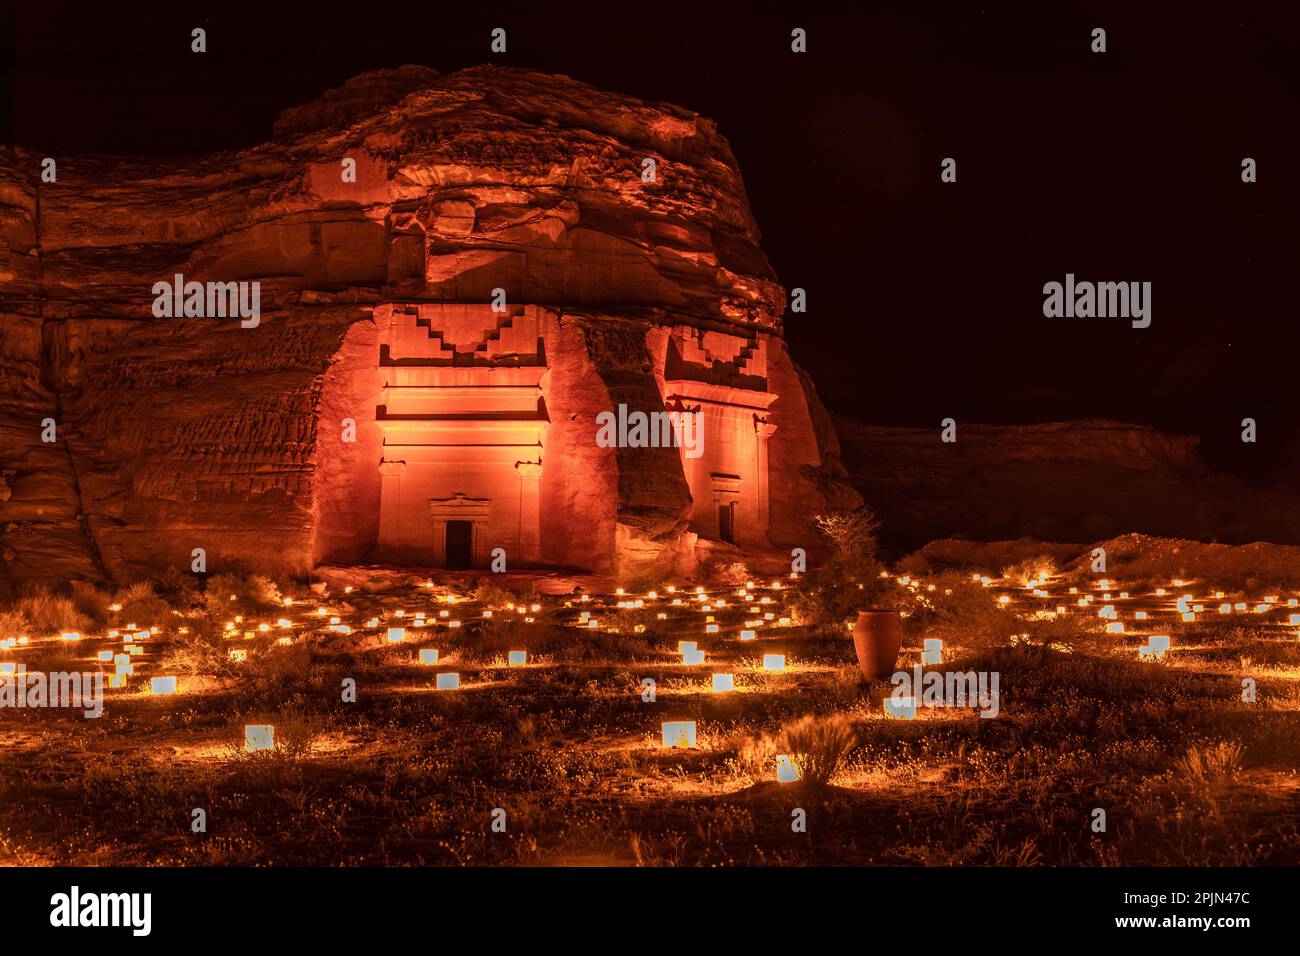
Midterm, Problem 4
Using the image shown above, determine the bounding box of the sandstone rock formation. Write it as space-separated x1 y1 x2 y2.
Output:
0 66 856 593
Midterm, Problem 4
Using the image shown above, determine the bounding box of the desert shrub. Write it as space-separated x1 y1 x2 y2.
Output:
1172 741 1243 784
731 714 857 785
225 702 325 775
893 553 932 577
470 612 530 651
733 729 781 783
203 573 283 612
1019 608 1105 652
69 581 110 628
710 561 752 586
1001 555 1058 587
473 579 515 609
112 581 173 630
157 620 228 678
263 703 324 759
780 714 856 784
0 607 32 637
909 572 1020 652
11 585 91 636
792 555 889 631
252 640 314 687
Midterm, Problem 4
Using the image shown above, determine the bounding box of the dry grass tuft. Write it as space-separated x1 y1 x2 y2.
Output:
780 713 857 784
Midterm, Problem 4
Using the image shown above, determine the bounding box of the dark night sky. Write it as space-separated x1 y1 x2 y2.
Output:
5 5 1300 480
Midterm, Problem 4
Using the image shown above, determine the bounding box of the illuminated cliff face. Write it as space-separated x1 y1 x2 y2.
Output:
311 302 834 580
0 66 857 588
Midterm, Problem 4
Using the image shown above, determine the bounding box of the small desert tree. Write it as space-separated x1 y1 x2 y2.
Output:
794 506 891 631
813 507 881 562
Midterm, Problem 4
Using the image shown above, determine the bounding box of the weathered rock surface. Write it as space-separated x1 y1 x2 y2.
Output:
0 66 855 591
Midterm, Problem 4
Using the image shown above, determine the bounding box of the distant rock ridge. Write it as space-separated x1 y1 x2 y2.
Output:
837 414 1300 554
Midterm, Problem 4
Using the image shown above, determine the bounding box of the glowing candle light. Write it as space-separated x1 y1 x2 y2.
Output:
1105 622 1124 634
97 650 113 662
762 654 786 672
507 650 527 666
739 629 756 641
435 672 460 690
418 649 439 665
387 628 406 643
245 725 275 752
661 721 697 748
1219 604 1232 614
108 673 126 688
682 649 705 665
678 641 697 653
150 677 177 695
229 649 247 662
711 673 734 692
705 623 719 634
775 755 800 783
60 632 80 642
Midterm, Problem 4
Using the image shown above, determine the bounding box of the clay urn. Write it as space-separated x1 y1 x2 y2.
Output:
852 608 904 681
